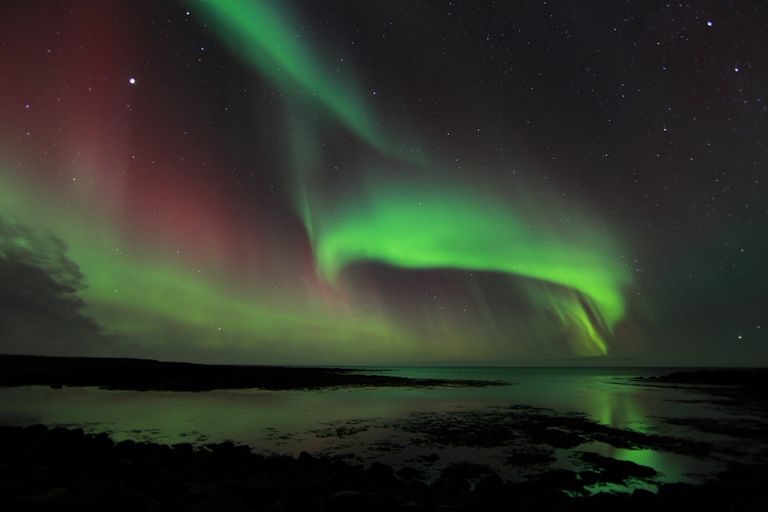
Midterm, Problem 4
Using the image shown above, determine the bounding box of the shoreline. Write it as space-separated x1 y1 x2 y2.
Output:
5 354 767 393
3 365 768 509
0 354 507 392
630 368 768 407
2 423 766 511
632 367 768 386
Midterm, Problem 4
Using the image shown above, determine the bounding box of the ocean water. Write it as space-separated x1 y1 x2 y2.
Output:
1 366 763 492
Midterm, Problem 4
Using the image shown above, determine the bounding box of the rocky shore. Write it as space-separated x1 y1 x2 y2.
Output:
2 423 767 512
3 364 768 510
0 355 503 392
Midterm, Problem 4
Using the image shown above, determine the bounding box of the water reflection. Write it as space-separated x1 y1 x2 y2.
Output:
1 367 764 492
587 382 656 433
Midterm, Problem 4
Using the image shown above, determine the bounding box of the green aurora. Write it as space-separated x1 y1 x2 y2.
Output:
0 0 657 364
186 0 634 357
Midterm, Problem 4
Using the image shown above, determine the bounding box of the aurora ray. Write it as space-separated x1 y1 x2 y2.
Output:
26 0 768 365
309 179 631 355
182 0 413 160
185 1 634 356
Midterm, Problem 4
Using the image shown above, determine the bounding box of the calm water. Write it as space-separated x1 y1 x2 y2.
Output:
1 366 764 493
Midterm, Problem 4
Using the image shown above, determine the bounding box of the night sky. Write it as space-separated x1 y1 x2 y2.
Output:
1 1 765 366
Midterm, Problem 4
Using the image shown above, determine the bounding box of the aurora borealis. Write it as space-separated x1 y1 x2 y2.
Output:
1 1 765 365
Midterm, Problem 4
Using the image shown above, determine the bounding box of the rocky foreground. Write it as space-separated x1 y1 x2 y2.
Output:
0 355 502 392
2 424 767 512
4 364 768 510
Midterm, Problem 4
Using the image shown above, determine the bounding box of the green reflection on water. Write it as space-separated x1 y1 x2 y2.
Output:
590 383 655 433
0 368 757 494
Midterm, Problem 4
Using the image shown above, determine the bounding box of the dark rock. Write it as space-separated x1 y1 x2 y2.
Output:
69 477 126 510
399 501 428 511
0 423 764 512
295 500 325 512
146 467 190 503
245 476 272 492
120 491 162 512
23 424 48 436
366 490 402 511
326 489 366 509
577 470 602 486
505 449 556 466
475 473 505 497
27 464 51 481
115 439 138 451
432 475 470 494
367 461 397 483
185 497 235 512
631 487 657 507
35 485 71 503
287 481 315 505
441 461 494 480
404 479 429 496
520 488 567 511
527 469 582 493
419 453 440 463
577 452 657 483
112 458 136 475
47 425 84 442
173 442 195 454
396 466 423 481
209 441 251 468
531 427 584 449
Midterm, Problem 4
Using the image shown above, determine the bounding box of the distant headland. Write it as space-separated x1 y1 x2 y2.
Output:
0 354 508 392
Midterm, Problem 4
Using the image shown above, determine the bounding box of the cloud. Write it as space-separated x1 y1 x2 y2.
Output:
0 217 116 355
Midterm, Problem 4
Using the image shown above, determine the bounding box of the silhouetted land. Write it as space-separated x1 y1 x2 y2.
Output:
631 368 768 404
0 354 505 391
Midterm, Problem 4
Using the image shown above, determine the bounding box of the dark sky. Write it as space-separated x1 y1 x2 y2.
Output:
0 0 765 366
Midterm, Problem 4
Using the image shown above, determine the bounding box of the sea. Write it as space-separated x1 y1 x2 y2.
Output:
1 366 764 494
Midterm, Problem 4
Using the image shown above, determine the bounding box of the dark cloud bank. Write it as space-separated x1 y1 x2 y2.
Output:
0 217 114 355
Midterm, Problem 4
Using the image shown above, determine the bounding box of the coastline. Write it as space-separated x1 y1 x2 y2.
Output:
630 368 768 408
0 354 506 392
3 359 768 509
